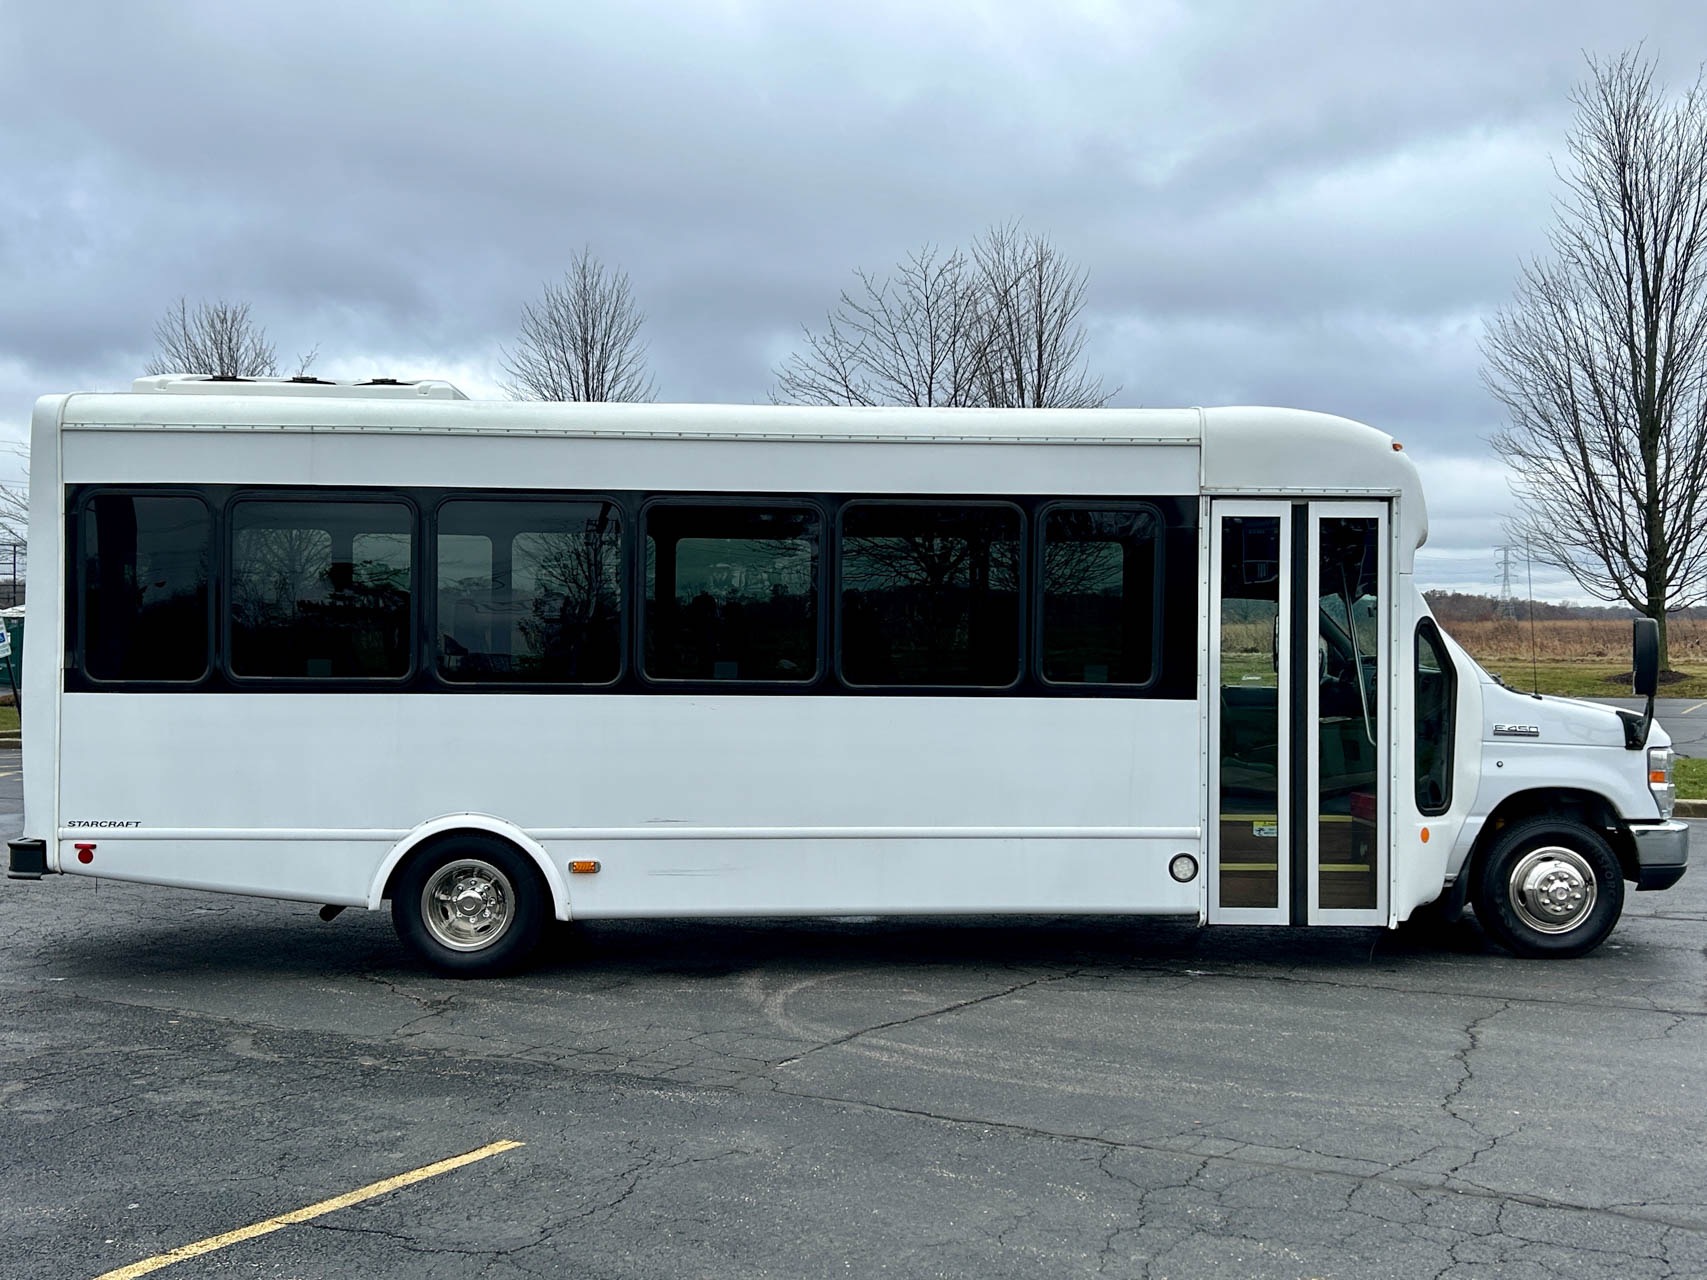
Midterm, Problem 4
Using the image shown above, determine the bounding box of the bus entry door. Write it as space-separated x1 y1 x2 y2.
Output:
1209 500 1389 926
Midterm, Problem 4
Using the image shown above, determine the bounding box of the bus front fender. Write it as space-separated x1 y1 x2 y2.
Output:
369 815 573 921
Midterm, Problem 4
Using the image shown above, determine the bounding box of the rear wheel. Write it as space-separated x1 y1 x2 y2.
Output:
1472 817 1624 958
391 836 547 977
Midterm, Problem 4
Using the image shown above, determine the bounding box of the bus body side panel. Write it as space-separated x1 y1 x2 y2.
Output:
1448 679 1659 866
18 396 66 866
60 430 1203 503
1433 616 1659 890
559 836 1199 917
55 693 1203 917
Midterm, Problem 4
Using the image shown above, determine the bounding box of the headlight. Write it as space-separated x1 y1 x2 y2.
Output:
1648 746 1676 818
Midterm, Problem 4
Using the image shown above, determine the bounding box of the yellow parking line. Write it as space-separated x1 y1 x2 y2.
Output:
95 1140 524 1279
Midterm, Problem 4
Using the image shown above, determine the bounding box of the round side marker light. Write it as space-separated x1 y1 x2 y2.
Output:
1168 853 1199 883
75 842 96 864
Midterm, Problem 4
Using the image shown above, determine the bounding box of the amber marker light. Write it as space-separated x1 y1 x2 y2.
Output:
569 860 601 875
1420 828 1430 843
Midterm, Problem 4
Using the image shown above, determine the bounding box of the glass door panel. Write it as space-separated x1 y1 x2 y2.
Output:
1309 506 1387 923
1209 503 1291 924
1211 499 1391 928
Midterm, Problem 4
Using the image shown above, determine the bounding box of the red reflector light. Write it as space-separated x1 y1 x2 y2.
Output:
75 842 95 864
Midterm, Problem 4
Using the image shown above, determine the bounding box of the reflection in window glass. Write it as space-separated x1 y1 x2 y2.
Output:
82 494 212 681
1216 514 1282 911
1318 515 1380 911
644 504 818 681
230 500 413 678
437 500 622 683
840 504 1021 686
1416 622 1454 815
1041 506 1159 685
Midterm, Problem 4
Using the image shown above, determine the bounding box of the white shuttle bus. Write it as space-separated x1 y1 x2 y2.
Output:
6 377 1689 974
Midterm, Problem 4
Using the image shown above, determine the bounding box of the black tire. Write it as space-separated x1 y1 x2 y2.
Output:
391 835 548 977
1472 817 1624 959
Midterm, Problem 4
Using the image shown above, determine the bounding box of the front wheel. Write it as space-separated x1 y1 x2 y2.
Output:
1472 817 1624 958
391 836 547 977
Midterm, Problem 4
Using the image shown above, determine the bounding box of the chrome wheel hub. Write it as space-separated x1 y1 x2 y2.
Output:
1508 846 1597 935
422 859 515 952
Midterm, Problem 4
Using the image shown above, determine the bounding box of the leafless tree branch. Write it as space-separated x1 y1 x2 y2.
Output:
774 226 1114 409
1485 51 1707 668
502 249 656 403
972 221 1111 408
0 440 27 546
145 298 308 378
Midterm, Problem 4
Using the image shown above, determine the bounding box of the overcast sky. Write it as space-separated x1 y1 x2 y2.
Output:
5 0 1707 599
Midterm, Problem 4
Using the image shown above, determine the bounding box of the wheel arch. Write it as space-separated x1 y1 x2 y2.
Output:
368 814 571 920
1466 788 1638 887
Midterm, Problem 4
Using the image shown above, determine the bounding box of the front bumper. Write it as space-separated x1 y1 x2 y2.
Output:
1629 820 1690 891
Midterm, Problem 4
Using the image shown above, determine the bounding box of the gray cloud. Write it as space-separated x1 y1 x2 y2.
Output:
5 0 1707 596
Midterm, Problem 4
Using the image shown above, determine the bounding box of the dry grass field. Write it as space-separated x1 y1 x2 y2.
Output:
1221 615 1707 697
1445 617 1707 664
1443 617 1707 697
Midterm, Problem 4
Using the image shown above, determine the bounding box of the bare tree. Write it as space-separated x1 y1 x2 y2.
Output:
775 225 1114 409
0 477 26 544
146 298 315 378
972 221 1111 409
773 244 992 406
1486 53 1707 670
0 475 25 607
0 442 30 603
503 250 655 402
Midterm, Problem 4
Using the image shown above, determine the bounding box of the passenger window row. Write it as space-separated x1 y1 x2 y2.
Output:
74 489 1163 691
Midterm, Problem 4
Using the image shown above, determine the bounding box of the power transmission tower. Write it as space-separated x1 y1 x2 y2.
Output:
1496 545 1521 619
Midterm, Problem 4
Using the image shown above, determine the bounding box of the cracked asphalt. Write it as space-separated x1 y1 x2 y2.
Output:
2 755 1704 1278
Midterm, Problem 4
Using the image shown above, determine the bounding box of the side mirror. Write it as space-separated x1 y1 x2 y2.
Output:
1632 618 1659 697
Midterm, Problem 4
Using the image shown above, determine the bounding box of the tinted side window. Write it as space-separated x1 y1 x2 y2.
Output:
643 503 820 681
81 493 213 681
229 499 413 678
437 499 622 684
840 503 1021 687
1416 620 1455 814
1040 505 1160 685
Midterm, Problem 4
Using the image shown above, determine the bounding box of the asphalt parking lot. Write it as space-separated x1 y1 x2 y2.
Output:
2 751 1705 1279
